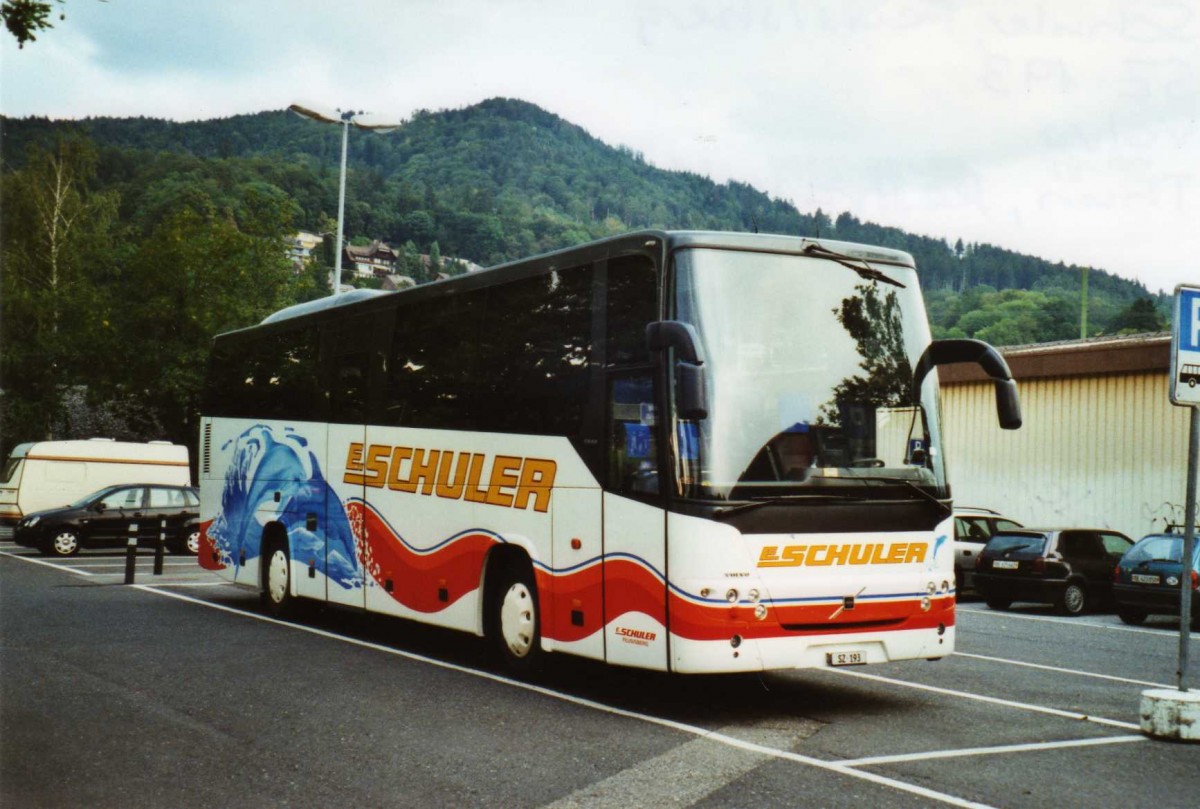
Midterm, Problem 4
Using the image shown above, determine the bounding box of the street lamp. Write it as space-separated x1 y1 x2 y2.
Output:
288 102 402 294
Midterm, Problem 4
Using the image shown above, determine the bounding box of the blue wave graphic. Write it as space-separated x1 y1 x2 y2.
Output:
210 425 361 589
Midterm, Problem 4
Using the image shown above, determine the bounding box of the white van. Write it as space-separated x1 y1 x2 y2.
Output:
0 439 191 537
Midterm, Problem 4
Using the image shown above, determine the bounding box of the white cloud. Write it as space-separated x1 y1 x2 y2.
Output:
2 0 1197 293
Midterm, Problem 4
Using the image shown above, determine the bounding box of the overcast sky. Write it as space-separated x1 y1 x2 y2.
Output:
3 0 1197 294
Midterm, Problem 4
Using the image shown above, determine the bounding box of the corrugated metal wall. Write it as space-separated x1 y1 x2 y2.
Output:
941 371 1192 540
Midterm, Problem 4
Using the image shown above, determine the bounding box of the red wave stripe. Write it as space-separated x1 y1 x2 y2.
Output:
537 563 603 643
198 520 224 571
339 502 954 643
352 502 497 614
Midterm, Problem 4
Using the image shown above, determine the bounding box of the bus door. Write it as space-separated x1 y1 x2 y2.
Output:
321 324 371 609
603 372 668 671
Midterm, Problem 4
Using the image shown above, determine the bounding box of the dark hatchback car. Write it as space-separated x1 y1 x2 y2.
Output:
13 483 201 558
974 528 1134 615
1112 533 1200 630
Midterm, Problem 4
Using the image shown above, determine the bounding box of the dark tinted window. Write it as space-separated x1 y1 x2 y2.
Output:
606 255 657 366
206 325 323 421
386 293 482 429
1060 532 1103 559
986 533 1048 555
1125 536 1182 564
476 266 593 435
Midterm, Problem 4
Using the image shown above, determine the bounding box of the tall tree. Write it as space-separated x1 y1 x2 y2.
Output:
115 188 300 447
0 137 122 452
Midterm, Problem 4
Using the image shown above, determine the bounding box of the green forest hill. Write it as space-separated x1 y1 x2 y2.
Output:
0 97 1169 451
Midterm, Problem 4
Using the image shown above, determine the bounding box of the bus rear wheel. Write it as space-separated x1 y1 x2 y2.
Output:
488 560 543 674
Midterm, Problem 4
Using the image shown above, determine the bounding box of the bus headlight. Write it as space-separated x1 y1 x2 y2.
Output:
754 603 768 621
921 596 932 612
748 588 761 603
726 588 739 603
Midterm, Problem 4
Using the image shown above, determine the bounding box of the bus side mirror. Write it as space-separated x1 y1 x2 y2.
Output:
647 321 709 421
912 338 1022 430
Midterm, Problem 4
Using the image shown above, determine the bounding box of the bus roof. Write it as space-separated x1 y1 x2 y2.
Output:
247 230 916 330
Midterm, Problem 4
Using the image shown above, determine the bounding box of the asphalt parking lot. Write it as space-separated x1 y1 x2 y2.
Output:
2 540 1196 808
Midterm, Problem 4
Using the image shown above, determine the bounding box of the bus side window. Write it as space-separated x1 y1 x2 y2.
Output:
606 255 657 367
609 374 659 496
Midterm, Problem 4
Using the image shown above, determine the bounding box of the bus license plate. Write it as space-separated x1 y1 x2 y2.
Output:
1132 574 1160 585
993 560 1019 569
828 650 865 667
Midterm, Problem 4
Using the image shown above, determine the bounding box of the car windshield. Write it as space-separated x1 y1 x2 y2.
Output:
987 533 1048 555
671 246 946 502
68 487 117 509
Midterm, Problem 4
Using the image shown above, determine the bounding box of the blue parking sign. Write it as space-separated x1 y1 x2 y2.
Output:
1171 285 1200 406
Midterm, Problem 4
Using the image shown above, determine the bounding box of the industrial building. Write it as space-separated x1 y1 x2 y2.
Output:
938 333 1188 541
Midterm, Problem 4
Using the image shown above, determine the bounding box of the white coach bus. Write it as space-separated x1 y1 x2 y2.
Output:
198 231 1020 674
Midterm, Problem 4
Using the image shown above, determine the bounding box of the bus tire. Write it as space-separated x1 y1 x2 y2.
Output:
261 533 295 618
488 558 543 675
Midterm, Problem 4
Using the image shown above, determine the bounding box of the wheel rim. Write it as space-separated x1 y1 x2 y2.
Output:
52 532 78 555
185 530 201 555
1064 585 1084 613
267 549 289 605
499 581 535 658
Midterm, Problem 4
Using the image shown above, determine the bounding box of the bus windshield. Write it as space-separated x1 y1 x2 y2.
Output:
672 246 947 501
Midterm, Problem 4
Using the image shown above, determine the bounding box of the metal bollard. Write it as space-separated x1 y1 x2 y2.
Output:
124 523 139 584
153 519 166 575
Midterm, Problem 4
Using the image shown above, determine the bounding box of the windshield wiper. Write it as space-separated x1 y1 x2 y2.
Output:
713 494 866 519
801 243 906 288
840 475 951 517
1001 544 1035 554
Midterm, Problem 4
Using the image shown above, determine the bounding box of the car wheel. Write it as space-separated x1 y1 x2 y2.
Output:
42 530 81 557
488 558 543 674
171 528 201 555
261 539 294 617
1117 608 1147 626
1057 581 1088 616
985 597 1011 611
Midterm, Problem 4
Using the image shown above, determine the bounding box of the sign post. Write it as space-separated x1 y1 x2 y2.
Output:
1142 285 1200 743
1169 285 1200 692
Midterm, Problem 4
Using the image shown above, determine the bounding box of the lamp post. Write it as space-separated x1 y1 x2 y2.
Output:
288 102 401 294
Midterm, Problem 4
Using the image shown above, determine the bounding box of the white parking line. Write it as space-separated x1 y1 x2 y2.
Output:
0 550 93 576
839 734 1145 767
954 652 1172 689
959 606 1199 638
829 668 1141 731
135 585 997 809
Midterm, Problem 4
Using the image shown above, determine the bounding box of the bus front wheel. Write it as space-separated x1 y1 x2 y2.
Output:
488 560 543 674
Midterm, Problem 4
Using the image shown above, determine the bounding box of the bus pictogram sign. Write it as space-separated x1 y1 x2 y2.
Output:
1170 285 1200 406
